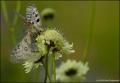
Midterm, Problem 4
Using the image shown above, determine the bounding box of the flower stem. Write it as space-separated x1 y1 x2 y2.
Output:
44 47 51 83
48 56 52 82
44 53 48 83
53 54 56 82
83 1 96 62
47 69 51 82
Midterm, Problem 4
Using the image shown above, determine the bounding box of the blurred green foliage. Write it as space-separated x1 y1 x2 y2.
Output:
0 1 119 82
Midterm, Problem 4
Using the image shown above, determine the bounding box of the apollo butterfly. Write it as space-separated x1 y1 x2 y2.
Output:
11 5 43 63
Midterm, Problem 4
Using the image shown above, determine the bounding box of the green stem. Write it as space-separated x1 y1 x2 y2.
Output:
13 1 21 25
47 56 52 82
42 58 51 82
47 70 51 82
83 1 96 62
1 1 9 24
11 1 21 45
44 47 51 83
53 54 56 82
44 53 48 83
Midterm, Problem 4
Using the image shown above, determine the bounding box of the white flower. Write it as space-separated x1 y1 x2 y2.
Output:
36 29 75 59
22 53 43 73
56 60 89 82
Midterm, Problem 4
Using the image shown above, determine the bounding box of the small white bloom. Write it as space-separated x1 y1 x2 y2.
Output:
22 53 43 73
23 61 41 73
56 60 89 82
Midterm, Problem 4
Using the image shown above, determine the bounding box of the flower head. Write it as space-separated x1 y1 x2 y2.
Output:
36 29 75 59
56 60 89 82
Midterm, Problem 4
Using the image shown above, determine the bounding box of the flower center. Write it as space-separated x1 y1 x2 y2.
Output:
65 68 77 76
44 13 54 20
49 40 55 47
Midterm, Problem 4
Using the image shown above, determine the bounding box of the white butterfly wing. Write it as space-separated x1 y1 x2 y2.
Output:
11 5 42 63
11 33 33 63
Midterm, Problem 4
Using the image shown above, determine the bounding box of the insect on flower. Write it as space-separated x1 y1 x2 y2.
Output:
11 4 44 63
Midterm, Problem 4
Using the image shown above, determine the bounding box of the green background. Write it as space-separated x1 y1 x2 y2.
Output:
0 1 119 82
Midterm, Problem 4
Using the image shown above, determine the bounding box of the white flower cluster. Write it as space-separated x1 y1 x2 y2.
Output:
56 60 89 82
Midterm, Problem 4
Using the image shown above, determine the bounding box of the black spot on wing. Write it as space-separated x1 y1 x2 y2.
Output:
14 48 17 51
35 40 37 43
17 44 20 49
35 14 38 17
36 19 39 22
32 22 34 24
24 38 27 42
24 38 29 44
33 12 35 14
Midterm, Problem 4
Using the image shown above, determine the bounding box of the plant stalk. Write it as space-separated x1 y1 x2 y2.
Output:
53 54 56 82
83 1 96 62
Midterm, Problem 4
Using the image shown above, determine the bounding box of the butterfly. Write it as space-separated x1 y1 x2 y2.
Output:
11 5 44 63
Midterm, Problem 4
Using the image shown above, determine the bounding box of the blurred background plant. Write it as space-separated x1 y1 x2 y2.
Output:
0 1 119 82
